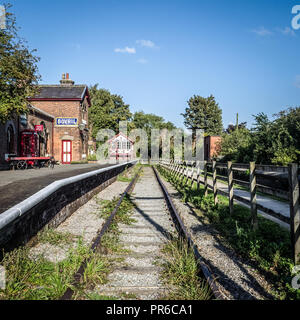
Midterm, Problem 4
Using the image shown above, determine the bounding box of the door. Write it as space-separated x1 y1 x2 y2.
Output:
62 140 72 164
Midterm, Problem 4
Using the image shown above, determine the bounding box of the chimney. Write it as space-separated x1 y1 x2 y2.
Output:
60 73 75 86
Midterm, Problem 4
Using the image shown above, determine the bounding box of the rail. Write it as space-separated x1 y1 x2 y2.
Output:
0 160 138 252
159 159 300 264
153 166 224 300
61 166 142 300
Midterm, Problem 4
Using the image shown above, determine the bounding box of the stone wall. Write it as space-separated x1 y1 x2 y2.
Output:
0 162 134 256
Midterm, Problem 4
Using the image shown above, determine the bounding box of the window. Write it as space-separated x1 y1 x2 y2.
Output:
6 125 14 154
127 142 131 150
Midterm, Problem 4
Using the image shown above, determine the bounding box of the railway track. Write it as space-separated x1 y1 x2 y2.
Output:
60 165 223 300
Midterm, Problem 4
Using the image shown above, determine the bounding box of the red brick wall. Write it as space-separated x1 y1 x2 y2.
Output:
31 100 89 162
204 136 221 160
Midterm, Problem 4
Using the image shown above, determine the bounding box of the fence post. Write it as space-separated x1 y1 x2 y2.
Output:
250 162 258 230
213 160 218 205
204 161 208 197
196 162 200 190
228 161 234 215
176 162 182 179
288 163 300 265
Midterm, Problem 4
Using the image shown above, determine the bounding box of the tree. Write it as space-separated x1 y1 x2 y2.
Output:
132 111 175 134
89 84 132 138
225 122 247 134
218 127 253 163
218 107 300 165
0 4 40 123
132 111 176 157
181 95 223 135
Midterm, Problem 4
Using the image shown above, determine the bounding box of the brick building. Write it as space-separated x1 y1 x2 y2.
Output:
28 74 91 164
0 105 54 168
204 135 221 161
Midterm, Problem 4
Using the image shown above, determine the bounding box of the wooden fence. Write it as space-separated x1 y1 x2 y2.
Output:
159 160 300 264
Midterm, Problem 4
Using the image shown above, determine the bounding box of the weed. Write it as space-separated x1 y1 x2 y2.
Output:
160 238 212 300
37 229 77 248
157 165 298 300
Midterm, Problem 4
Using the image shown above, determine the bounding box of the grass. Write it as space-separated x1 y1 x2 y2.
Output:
70 160 89 165
0 193 136 300
97 195 135 255
157 165 299 300
0 237 110 300
84 292 118 300
160 237 212 300
37 229 77 248
117 164 142 182
177 166 288 203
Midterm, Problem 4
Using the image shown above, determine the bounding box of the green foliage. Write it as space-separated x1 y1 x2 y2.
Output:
87 154 97 161
37 229 77 248
132 111 177 156
0 238 109 300
89 84 132 138
157 165 299 299
219 127 253 162
161 238 212 300
219 108 300 165
70 160 88 164
132 111 176 133
0 4 40 123
97 195 135 254
181 95 223 135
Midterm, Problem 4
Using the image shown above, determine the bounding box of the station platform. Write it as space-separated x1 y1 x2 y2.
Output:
0 163 113 214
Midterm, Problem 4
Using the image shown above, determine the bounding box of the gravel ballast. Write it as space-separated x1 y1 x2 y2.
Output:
156 170 275 300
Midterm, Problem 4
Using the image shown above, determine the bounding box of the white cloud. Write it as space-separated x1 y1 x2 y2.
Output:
294 75 300 88
278 27 296 36
251 27 273 36
114 47 136 54
136 39 156 48
137 58 148 64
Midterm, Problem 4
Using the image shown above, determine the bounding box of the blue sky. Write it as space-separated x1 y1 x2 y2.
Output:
6 0 300 129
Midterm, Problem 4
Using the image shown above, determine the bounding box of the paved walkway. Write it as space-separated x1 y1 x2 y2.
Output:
0 164 112 213
202 176 290 228
183 167 290 229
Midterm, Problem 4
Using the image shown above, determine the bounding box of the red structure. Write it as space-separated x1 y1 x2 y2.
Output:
20 130 39 158
6 130 51 169
204 136 221 161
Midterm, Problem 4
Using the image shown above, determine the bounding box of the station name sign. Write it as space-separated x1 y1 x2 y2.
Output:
56 118 78 127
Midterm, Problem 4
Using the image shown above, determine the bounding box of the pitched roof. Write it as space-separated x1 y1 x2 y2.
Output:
28 104 55 120
107 132 134 144
29 85 88 101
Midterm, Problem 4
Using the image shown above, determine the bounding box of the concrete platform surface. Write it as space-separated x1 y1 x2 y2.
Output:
0 164 113 213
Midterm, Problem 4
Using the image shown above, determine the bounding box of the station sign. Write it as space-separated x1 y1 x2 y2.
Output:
55 118 78 127
35 125 44 132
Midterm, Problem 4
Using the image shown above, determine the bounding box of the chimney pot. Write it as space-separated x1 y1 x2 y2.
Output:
60 73 75 86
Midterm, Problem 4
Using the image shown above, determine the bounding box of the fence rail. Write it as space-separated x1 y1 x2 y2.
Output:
159 159 300 264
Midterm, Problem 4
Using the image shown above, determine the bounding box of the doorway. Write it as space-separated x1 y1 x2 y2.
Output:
62 140 72 164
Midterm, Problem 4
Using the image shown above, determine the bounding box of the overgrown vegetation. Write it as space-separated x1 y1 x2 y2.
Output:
160 238 212 300
117 164 141 182
219 108 300 165
97 195 135 255
0 237 110 300
37 229 77 248
0 190 136 300
157 165 300 300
